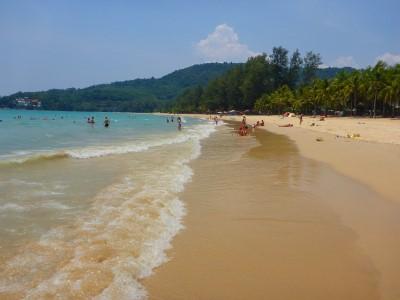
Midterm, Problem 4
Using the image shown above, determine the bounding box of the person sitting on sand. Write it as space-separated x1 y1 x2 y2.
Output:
260 120 264 126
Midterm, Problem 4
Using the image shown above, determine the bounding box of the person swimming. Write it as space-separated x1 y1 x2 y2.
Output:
104 116 110 127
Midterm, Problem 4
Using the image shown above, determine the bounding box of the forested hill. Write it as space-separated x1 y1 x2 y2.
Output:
316 67 356 79
0 61 355 112
0 63 238 112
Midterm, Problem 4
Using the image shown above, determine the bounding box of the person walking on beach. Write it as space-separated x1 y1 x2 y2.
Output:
299 114 303 125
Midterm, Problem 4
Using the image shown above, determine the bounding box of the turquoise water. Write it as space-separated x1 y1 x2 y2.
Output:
0 109 217 299
0 109 202 160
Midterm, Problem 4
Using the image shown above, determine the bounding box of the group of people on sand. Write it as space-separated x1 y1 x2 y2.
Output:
238 116 265 136
252 119 265 128
87 116 110 127
166 115 182 130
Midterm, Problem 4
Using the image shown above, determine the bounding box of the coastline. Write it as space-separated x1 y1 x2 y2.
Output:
144 116 400 299
160 113 400 203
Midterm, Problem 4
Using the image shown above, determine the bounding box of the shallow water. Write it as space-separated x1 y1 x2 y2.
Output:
0 110 217 299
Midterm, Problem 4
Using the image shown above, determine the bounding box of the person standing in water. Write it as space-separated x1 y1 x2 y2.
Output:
177 116 182 130
214 116 218 125
104 116 110 128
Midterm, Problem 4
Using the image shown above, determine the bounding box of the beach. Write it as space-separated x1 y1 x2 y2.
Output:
145 116 400 299
2 111 400 299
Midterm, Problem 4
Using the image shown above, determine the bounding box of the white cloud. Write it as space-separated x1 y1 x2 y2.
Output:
319 64 330 69
375 52 400 66
196 24 258 62
331 56 358 68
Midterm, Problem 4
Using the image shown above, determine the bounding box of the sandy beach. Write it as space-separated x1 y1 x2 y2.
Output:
145 115 400 299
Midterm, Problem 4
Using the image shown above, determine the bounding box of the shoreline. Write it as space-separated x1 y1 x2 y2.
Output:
161 113 400 203
144 117 400 299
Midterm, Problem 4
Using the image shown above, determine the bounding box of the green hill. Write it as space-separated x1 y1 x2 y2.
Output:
0 63 238 112
316 67 356 79
0 62 355 112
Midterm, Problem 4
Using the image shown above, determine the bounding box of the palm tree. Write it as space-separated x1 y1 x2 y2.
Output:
363 62 386 118
345 71 361 115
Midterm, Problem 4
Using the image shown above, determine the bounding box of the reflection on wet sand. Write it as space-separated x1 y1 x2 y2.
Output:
145 123 400 300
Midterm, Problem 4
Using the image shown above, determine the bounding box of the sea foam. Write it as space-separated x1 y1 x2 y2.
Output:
0 121 217 299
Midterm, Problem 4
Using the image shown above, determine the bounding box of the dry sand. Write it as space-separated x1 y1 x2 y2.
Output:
143 119 400 299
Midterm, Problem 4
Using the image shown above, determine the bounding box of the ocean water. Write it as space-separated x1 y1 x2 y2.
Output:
0 109 217 299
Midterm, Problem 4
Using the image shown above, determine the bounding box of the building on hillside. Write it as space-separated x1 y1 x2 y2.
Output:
15 97 42 108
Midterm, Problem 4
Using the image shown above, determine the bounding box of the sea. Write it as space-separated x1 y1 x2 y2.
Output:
0 109 217 299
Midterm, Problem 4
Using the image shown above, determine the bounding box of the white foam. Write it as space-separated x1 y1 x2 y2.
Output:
66 123 216 159
40 201 70 210
0 121 220 299
0 203 28 212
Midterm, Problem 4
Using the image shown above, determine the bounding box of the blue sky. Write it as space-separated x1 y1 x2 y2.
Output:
0 0 399 95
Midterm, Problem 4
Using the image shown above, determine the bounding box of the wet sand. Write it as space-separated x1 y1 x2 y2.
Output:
143 123 400 299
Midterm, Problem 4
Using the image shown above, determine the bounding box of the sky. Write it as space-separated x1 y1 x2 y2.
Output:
0 0 399 95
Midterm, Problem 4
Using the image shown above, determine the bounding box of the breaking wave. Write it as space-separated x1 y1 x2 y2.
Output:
0 121 217 299
0 124 216 167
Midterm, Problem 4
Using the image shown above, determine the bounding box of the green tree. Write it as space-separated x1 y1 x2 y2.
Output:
288 49 303 89
270 47 289 89
303 51 322 85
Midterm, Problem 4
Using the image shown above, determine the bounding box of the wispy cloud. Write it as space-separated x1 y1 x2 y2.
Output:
375 52 400 66
320 56 358 68
196 24 258 62
332 56 358 68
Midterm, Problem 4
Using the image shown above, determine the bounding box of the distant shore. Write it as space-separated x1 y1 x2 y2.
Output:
146 114 400 299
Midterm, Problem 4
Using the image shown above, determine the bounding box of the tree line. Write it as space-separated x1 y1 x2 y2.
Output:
171 47 400 117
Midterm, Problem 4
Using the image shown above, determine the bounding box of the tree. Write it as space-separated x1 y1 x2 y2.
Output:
288 49 303 89
240 54 273 108
364 61 386 118
270 47 289 89
303 51 322 85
